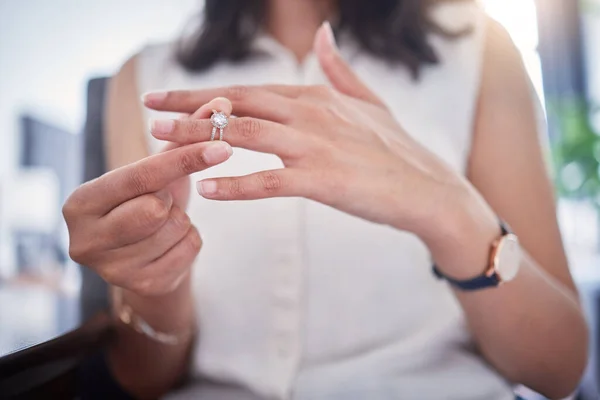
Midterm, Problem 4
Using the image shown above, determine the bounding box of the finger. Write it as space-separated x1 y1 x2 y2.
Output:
79 141 233 214
125 206 192 262
158 113 192 153
131 226 202 297
314 22 385 107
143 86 299 122
150 117 307 158
190 97 233 120
100 206 192 270
196 169 314 201
99 190 174 247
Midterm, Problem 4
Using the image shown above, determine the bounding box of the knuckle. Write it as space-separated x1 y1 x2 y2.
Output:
128 166 152 195
62 199 78 221
177 150 201 174
139 196 170 229
237 118 262 140
184 227 203 254
312 84 334 99
68 242 90 264
169 207 192 232
148 195 171 219
182 119 200 139
62 188 88 220
68 230 107 265
258 171 283 193
225 85 249 100
228 178 245 197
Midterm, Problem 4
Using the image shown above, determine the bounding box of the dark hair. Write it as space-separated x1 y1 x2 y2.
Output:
177 0 471 78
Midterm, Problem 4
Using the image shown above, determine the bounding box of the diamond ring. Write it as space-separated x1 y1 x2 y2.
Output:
210 110 229 141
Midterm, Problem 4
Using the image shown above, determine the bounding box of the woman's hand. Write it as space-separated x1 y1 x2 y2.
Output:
63 140 232 297
144 23 499 277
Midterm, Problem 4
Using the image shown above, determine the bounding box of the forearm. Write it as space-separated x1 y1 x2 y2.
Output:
417 198 588 398
455 253 587 398
109 275 196 399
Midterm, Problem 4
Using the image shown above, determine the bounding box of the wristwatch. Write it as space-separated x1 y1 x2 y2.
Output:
432 220 521 290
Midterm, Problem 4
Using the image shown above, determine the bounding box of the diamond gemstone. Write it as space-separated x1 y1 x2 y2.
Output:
211 112 228 128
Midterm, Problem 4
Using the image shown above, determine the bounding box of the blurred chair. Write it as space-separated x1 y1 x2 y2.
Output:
80 77 111 321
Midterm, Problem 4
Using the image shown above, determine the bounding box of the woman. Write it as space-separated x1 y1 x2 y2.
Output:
63 0 588 399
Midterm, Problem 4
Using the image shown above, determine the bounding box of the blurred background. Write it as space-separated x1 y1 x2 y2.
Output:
0 0 599 398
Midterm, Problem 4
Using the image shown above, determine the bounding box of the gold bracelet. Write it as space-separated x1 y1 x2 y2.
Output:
112 287 193 346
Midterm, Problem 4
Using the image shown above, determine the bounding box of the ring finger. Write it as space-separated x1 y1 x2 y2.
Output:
150 117 309 159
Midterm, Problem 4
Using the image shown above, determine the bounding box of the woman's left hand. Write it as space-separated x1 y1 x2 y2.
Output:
144 23 499 276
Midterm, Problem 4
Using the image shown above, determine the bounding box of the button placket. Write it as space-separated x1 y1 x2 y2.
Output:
266 59 312 400
267 197 305 397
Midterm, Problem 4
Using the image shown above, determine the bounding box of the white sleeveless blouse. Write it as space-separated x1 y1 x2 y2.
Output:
136 2 515 399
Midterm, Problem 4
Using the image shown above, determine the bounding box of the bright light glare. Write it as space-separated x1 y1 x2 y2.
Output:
481 0 544 104
481 0 539 50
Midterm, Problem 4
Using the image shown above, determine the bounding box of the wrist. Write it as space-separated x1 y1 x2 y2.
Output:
114 273 195 333
419 189 500 280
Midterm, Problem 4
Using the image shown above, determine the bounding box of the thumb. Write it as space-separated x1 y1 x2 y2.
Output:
314 21 385 107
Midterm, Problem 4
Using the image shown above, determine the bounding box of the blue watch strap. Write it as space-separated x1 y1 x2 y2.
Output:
432 266 500 290
432 220 511 291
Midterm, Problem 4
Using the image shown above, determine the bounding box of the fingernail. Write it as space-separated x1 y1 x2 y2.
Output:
150 119 174 136
202 142 233 164
142 91 167 106
197 180 218 196
322 21 337 49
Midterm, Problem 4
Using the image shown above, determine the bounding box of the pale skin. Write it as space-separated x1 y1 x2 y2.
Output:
62 0 587 398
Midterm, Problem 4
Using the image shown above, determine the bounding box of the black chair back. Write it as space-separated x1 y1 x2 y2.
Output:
79 77 110 321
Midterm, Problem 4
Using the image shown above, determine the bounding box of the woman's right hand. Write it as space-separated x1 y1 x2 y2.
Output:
63 140 233 297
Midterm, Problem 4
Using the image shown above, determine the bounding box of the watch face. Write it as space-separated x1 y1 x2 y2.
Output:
495 234 521 282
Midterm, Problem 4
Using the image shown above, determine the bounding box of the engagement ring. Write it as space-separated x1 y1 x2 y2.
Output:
210 110 229 141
